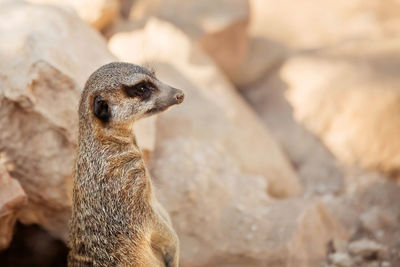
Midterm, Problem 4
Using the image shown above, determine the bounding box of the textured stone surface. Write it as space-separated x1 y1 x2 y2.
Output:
0 162 27 250
150 130 347 266
348 239 388 259
0 1 153 242
324 180 400 266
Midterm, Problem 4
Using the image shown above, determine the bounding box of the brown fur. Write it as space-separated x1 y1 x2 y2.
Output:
68 62 183 267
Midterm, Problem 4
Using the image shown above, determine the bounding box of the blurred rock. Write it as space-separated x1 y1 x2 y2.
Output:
328 252 352 267
359 206 397 237
0 162 27 250
326 238 389 267
234 0 400 87
106 17 355 267
120 0 134 18
281 39 400 178
150 126 347 266
127 0 250 83
154 158 347 267
234 38 287 88
250 0 400 50
348 239 388 259
244 69 344 196
328 239 349 255
109 17 301 199
0 1 153 243
26 0 120 30
324 180 400 265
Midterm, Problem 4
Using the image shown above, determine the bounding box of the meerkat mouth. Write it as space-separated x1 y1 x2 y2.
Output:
146 106 169 115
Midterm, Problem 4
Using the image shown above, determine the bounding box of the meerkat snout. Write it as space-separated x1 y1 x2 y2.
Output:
83 62 184 125
175 91 184 104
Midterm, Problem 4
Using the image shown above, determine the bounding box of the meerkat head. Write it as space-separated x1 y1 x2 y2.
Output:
81 62 184 126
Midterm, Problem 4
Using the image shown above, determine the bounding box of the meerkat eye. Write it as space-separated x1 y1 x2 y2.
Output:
93 95 110 123
123 81 154 100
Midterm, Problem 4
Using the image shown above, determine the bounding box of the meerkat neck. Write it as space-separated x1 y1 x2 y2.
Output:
70 123 153 263
76 122 152 205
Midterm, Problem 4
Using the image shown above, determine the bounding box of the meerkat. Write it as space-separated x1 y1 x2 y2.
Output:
68 62 183 267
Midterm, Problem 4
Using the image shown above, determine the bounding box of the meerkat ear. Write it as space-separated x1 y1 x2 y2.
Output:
93 95 110 123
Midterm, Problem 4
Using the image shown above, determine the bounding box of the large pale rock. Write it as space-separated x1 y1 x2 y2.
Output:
146 68 346 266
0 161 27 250
250 0 400 50
127 0 250 82
109 18 301 199
152 142 348 266
0 1 153 242
281 40 400 177
26 0 120 30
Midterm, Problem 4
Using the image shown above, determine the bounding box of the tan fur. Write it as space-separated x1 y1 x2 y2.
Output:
68 62 183 267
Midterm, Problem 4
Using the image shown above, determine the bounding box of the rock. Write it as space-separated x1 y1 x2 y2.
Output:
106 17 353 267
153 164 347 267
0 1 153 242
348 239 388 260
281 39 400 178
26 0 120 30
323 180 400 266
152 140 346 266
109 17 301 199
328 252 352 267
0 161 27 250
243 70 344 196
360 207 397 235
249 0 400 50
278 200 348 267
233 0 400 87
327 239 349 254
120 0 134 18
234 38 287 88
127 0 250 83
325 238 390 267
0 1 112 86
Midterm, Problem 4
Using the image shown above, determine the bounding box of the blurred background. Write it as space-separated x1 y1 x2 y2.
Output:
0 0 399 266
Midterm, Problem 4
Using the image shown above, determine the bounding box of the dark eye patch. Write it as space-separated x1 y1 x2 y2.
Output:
123 81 155 100
93 95 110 123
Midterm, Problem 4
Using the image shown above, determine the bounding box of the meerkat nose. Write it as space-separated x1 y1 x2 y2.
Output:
175 92 185 104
